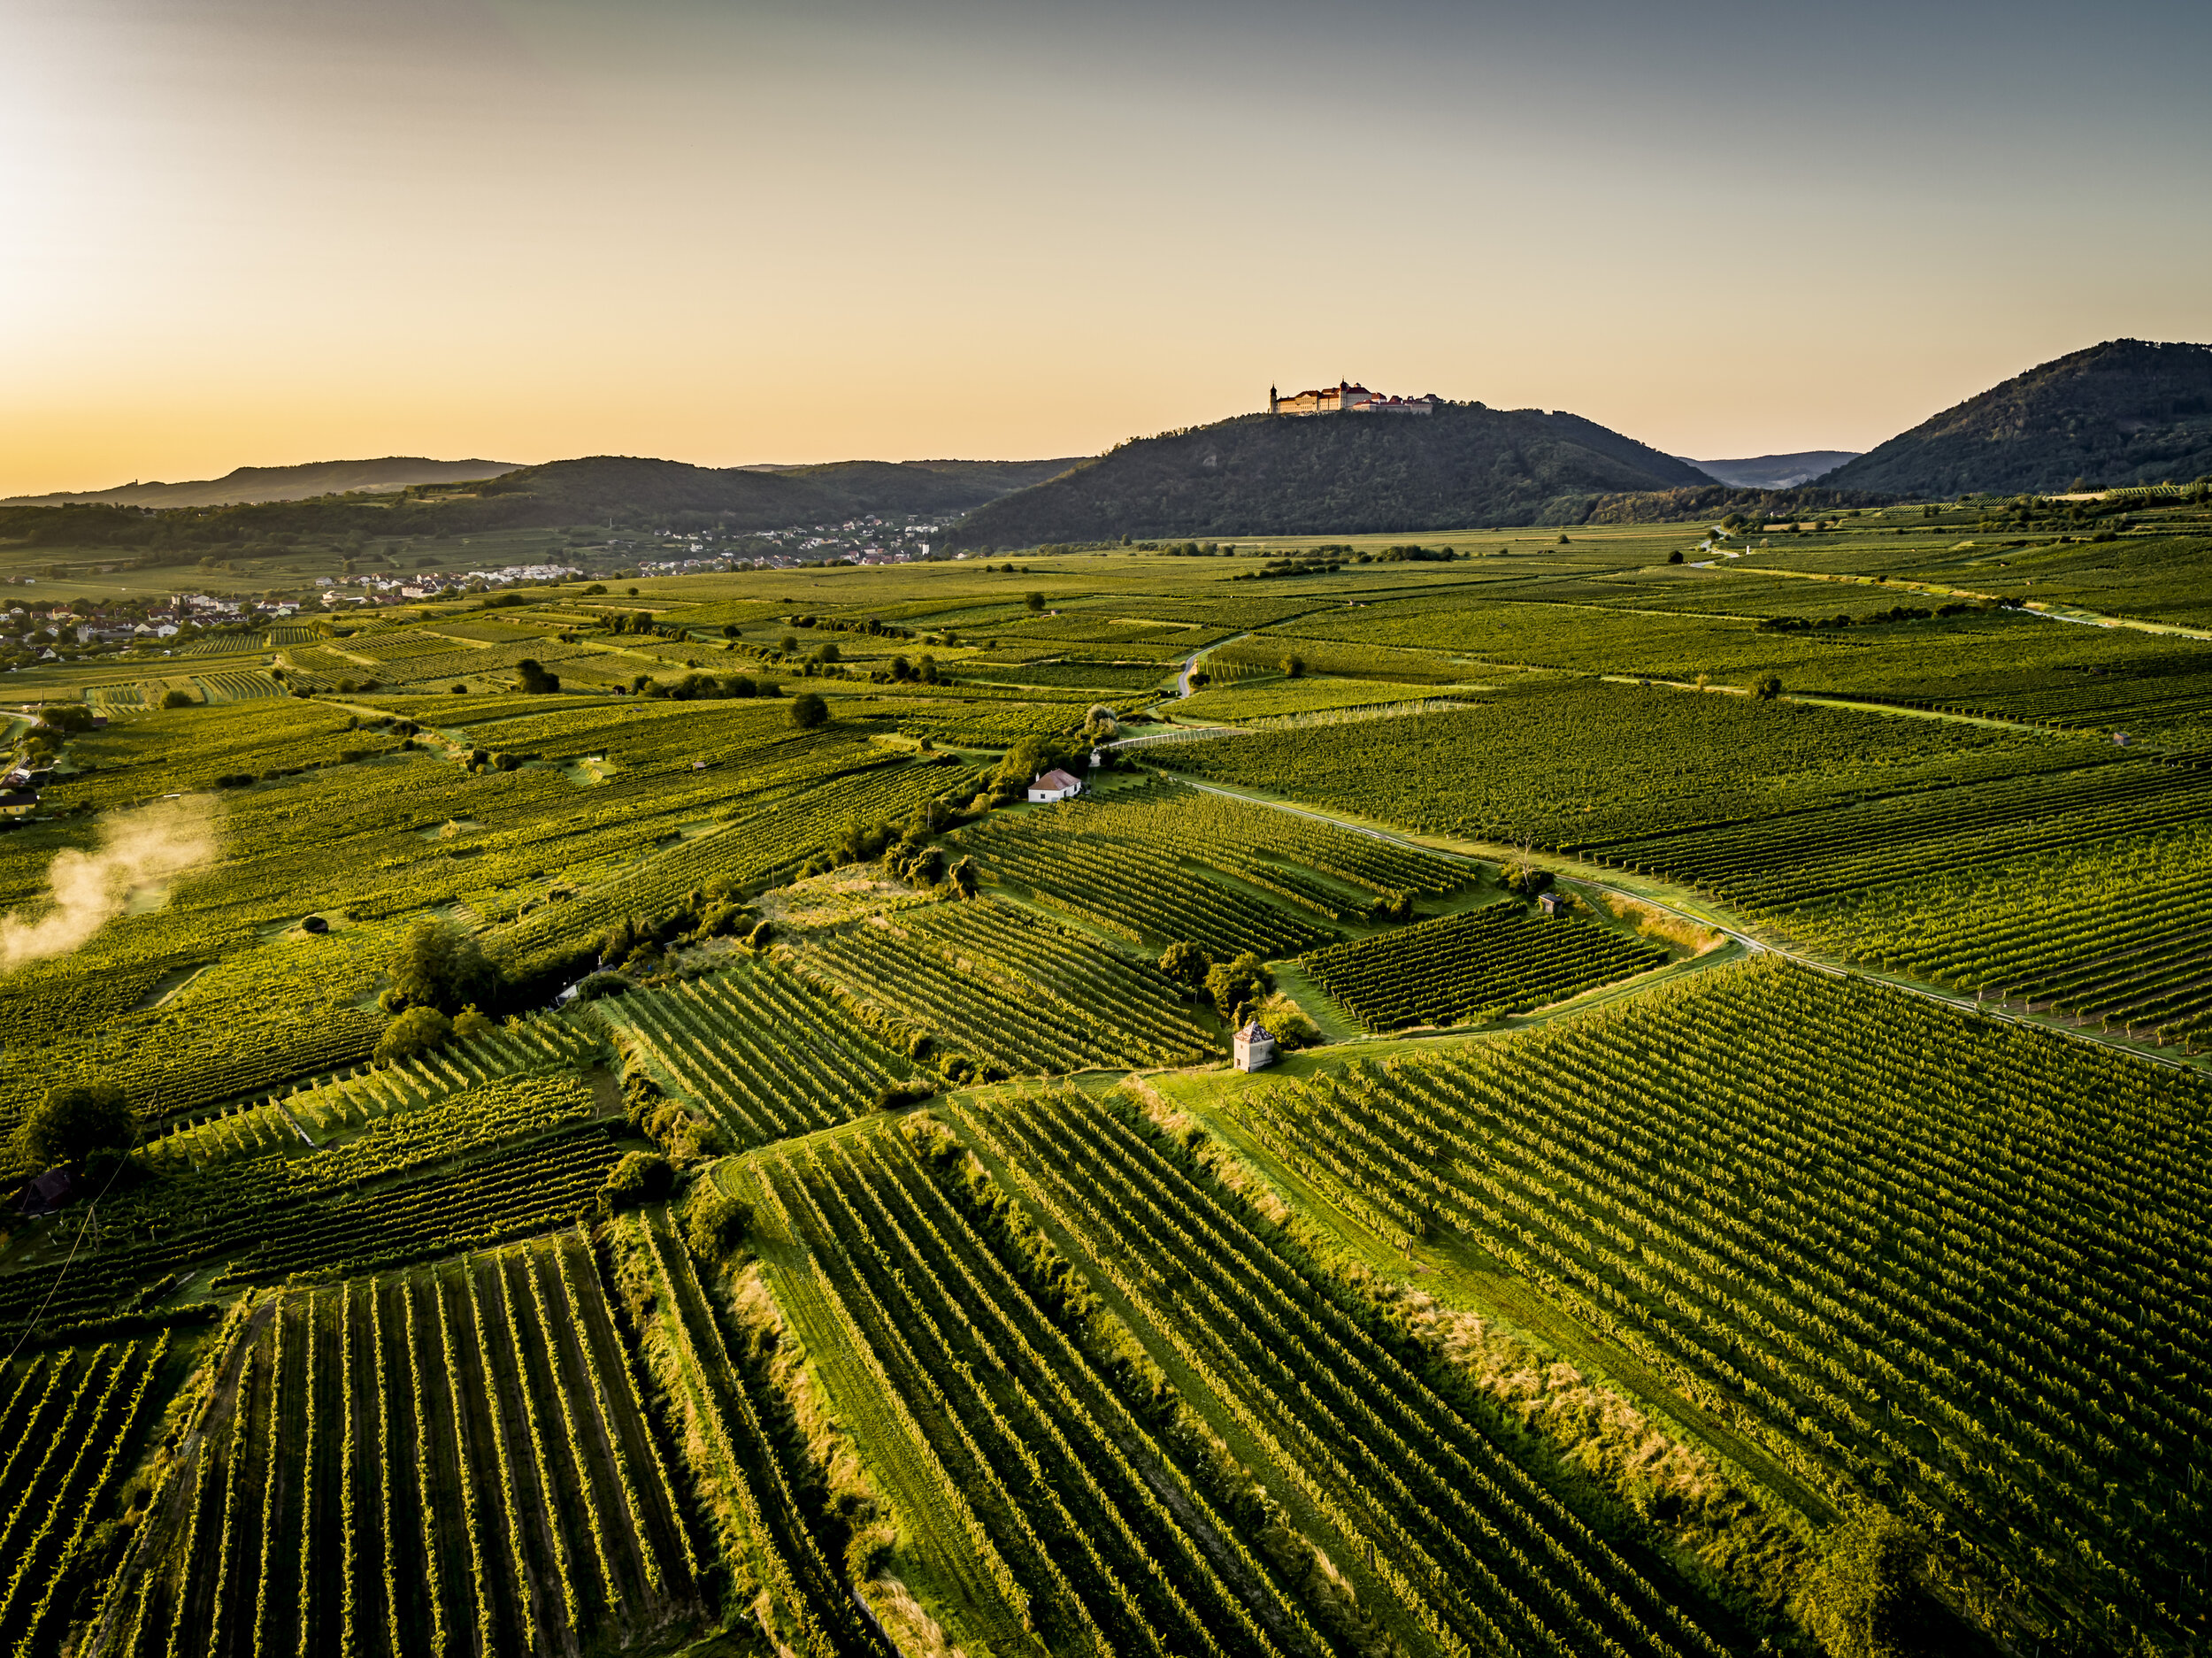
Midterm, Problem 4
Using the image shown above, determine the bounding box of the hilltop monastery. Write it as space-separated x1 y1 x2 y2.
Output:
1268 381 1437 416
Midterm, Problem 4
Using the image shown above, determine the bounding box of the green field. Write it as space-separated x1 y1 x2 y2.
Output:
3 501 2209 1655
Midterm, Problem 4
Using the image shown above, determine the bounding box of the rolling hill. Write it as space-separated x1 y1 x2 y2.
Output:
0 457 521 509
943 404 1716 547
0 454 1086 556
437 454 1083 532
1690 450 1858 489
1819 339 2212 496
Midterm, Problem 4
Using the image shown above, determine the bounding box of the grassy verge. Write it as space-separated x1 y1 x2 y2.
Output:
729 1151 1037 1657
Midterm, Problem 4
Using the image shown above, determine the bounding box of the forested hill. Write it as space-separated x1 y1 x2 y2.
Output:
1819 338 2212 495
1690 450 1859 489
0 454 1085 551
942 405 1716 546
427 454 1085 531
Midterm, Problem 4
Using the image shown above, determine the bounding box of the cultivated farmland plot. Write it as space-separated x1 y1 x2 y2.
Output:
1298 901 1669 1029
5 525 2212 1656
113 1233 707 1658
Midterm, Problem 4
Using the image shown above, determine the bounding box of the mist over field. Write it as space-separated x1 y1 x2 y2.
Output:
0 794 219 969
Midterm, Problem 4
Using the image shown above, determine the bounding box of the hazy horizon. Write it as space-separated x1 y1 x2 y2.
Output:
5 0 2208 500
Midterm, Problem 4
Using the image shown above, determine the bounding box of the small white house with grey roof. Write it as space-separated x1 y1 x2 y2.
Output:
1233 1022 1278 1072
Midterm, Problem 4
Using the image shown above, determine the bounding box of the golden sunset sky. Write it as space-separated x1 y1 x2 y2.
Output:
4 0 2208 495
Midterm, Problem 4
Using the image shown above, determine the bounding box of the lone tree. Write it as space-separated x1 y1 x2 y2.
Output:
789 691 829 729
1025 591 1045 613
1751 673 1784 701
1279 655 1305 679
18 1083 138 1169
384 916 499 1014
516 658 560 694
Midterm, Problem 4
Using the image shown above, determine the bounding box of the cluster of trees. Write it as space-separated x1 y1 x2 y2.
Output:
600 1148 674 1211
1794 1509 1934 1658
1164 943 1258 1016
787 611 958 648
1159 942 1321 1045
1240 546 1354 580
619 1056 723 1166
633 671 780 701
15 1083 140 1178
596 888 765 978
1585 485 1895 526
376 1002 495 1063
801 794 979 895
19 705 89 771
1755 602 1981 634
373 917 505 1061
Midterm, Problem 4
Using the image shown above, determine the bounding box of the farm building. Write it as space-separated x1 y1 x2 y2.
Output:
1028 768 1084 803
1233 1021 1278 1072
1537 891 1568 916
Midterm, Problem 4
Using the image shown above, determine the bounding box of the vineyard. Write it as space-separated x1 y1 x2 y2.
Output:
7 538 2212 1656
950 778 1469 954
787 897 1218 1075
744 1121 1354 1658
588 957 916 1150
1574 753 2212 1044
0 1338 174 1654
1147 678 2093 851
1217 960 2210 1650
1176 675 1489 721
118 1233 707 1657
1779 821 2212 1045
1297 902 1670 1028
932 1086 1738 1658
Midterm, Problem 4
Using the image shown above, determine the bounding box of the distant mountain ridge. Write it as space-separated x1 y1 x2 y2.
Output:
1689 451 1859 489
944 405 1715 547
0 453 1084 557
441 455 1083 532
1 457 520 509
1819 340 2212 495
